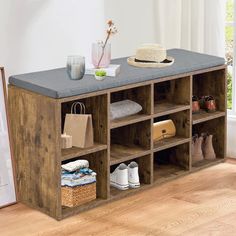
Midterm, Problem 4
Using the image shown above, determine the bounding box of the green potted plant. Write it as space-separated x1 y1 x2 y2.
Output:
95 70 107 81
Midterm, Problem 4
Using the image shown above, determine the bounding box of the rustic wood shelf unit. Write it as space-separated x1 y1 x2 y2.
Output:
9 64 227 220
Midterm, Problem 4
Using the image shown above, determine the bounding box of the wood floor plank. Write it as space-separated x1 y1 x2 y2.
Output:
181 219 236 236
1 162 236 236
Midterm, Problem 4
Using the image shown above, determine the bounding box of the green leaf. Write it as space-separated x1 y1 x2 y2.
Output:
95 70 106 76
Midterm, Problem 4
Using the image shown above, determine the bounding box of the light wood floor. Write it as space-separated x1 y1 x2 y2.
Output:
1 161 236 236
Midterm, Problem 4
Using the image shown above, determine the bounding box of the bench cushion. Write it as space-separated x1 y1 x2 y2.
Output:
9 49 225 98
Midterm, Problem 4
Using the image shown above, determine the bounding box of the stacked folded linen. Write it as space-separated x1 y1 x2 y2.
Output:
61 159 89 172
61 160 96 187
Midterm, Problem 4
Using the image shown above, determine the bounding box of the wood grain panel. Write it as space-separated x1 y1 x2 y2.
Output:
111 120 151 150
169 110 191 138
192 110 225 125
110 114 151 129
153 137 190 152
110 84 152 115
8 86 61 220
154 76 190 106
61 94 108 144
154 103 190 117
192 117 226 160
110 144 150 166
193 69 226 111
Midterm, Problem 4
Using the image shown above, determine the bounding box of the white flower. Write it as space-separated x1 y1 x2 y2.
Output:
111 26 118 34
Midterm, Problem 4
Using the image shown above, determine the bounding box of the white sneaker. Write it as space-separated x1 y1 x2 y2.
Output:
128 161 140 188
110 163 129 190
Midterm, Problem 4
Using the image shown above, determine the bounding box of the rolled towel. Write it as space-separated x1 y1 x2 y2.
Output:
110 99 142 120
61 159 89 172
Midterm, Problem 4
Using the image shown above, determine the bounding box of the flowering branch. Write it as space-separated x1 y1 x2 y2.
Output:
97 20 118 68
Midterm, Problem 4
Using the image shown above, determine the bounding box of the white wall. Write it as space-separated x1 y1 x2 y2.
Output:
0 0 106 77
104 0 156 58
0 0 156 77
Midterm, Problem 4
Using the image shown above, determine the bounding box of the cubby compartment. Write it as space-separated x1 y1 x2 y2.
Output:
153 110 191 152
154 76 190 117
154 143 190 183
61 94 108 161
192 117 225 169
61 150 108 218
110 120 151 165
192 69 226 124
110 85 152 128
110 154 152 198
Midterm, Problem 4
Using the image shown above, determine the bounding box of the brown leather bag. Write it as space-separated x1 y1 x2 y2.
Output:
153 119 176 141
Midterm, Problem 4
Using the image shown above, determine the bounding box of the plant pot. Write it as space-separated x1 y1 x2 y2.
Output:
95 75 106 81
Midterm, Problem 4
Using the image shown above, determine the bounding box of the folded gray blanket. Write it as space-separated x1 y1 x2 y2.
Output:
110 99 143 120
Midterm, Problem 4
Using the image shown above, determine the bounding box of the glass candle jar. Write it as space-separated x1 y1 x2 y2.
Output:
92 43 111 68
67 55 85 80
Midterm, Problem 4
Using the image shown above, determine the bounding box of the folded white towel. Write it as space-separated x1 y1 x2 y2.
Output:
61 160 89 172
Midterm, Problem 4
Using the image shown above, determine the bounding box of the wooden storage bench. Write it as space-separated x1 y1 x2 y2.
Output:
8 49 227 220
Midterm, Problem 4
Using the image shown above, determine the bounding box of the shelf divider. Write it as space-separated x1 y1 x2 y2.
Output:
110 114 151 129
154 102 190 117
192 110 225 125
62 198 105 219
110 144 151 166
61 143 107 161
153 164 188 184
192 158 224 171
153 137 190 153
110 184 148 199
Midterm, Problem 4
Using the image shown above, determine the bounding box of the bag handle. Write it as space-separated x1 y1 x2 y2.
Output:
70 102 86 114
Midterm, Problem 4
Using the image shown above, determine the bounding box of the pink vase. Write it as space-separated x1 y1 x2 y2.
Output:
92 43 111 68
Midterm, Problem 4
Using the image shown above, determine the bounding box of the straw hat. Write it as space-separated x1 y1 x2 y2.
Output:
127 44 174 68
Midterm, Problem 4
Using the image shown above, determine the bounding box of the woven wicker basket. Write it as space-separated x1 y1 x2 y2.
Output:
61 182 96 207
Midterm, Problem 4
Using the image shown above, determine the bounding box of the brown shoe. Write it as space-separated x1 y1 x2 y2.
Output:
205 96 216 112
202 133 216 160
192 134 204 164
192 96 200 114
199 96 216 112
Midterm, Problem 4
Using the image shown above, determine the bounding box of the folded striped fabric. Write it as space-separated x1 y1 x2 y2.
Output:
61 168 96 187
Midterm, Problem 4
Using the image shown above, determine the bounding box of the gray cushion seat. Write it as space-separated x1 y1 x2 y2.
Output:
9 49 225 99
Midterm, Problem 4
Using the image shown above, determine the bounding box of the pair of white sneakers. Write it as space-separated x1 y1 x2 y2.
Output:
110 161 140 190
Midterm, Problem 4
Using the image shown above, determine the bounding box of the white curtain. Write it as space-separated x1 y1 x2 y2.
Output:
154 0 226 57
